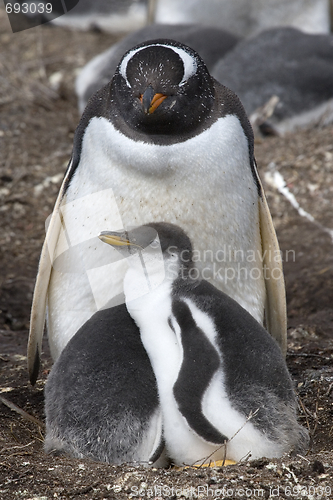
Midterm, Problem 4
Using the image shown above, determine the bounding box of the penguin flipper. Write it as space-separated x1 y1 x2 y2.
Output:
257 177 287 355
27 178 67 384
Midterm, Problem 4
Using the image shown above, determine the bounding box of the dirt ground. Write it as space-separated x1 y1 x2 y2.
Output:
1 6 333 499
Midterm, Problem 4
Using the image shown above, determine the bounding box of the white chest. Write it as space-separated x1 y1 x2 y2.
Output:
48 115 265 357
69 116 265 314
124 276 218 465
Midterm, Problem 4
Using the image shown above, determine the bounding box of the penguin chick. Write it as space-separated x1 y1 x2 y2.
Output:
44 302 166 467
100 222 309 466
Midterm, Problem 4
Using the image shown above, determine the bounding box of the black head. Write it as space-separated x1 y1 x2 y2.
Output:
99 222 193 273
146 222 193 264
109 39 216 143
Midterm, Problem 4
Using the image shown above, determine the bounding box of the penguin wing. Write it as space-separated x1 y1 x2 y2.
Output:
172 300 228 445
256 169 287 355
27 89 117 384
27 172 70 385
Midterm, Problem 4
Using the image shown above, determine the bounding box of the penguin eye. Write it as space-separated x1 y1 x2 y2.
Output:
150 239 159 249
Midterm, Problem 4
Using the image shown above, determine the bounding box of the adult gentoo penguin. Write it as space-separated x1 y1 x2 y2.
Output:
28 38 286 384
100 222 308 465
76 23 240 111
44 302 165 466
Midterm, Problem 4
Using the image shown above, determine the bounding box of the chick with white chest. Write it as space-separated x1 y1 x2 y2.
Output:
100 222 308 466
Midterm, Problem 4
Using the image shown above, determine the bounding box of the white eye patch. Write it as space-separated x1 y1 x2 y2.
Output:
119 43 198 88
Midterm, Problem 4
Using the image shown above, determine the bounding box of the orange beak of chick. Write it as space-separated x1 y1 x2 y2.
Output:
140 85 167 115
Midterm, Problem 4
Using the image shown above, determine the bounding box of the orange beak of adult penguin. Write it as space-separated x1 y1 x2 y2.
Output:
140 85 168 115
